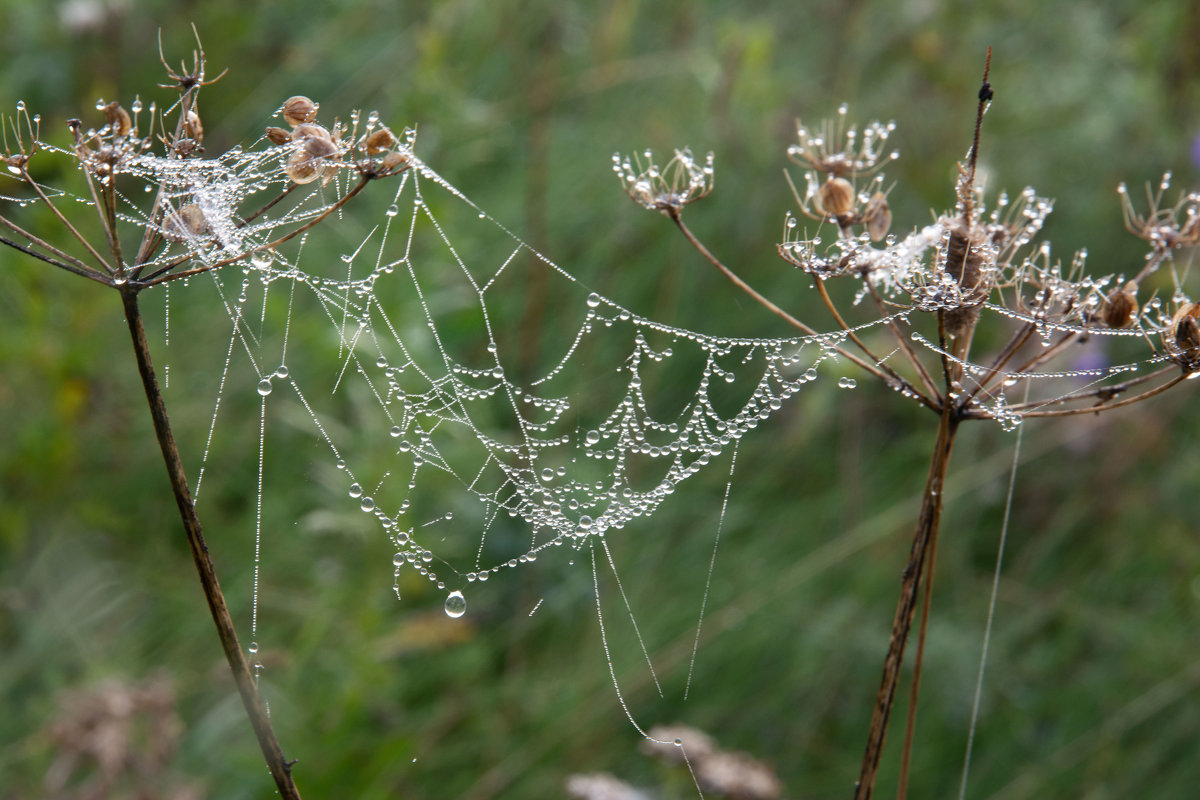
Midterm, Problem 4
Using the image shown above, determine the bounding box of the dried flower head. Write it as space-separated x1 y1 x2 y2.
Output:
282 95 319 128
612 148 715 213
788 104 897 178
1119 174 1200 253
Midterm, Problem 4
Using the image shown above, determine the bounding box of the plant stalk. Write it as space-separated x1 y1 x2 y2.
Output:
119 284 302 800
854 402 960 799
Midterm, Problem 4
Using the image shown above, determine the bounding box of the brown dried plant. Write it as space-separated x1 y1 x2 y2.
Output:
0 29 412 800
615 49 1198 799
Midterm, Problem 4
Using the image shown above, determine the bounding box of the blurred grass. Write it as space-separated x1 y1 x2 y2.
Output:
2 1 1200 798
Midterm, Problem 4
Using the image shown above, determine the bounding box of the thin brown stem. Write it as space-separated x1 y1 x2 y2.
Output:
896 504 942 800
19 166 114 274
0 212 108 280
814 277 936 408
957 321 1036 408
991 363 1177 413
239 182 301 227
866 283 940 399
1007 372 1188 417
855 405 959 800
119 285 302 800
0 235 112 285
669 209 939 411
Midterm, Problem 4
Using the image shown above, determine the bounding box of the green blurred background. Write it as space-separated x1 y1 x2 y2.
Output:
2 1 1200 798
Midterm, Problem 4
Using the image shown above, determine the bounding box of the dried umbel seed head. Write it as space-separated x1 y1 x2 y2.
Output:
103 102 132 137
265 126 290 145
1100 281 1138 328
863 191 891 241
364 128 396 155
818 176 856 217
162 204 209 242
282 96 318 127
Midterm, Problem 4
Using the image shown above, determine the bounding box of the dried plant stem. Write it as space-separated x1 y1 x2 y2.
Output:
813 276 936 408
865 283 941 399
854 402 960 800
119 285 302 800
669 210 937 410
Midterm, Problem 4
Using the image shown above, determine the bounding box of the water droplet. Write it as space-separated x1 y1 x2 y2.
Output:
348 483 363 498
360 496 375 512
541 467 555 481
386 203 399 217
95 98 106 111
256 378 273 396
579 515 594 530
274 365 289 379
838 377 857 389
586 292 601 308
247 641 259 654
444 590 467 618
390 425 402 437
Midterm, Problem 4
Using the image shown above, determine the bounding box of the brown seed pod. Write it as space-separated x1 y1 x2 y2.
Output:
301 134 338 160
1100 281 1138 328
818 176 855 217
284 149 322 184
380 150 411 171
290 122 331 143
1171 302 1200 364
183 109 203 144
364 128 396 155
162 204 209 242
265 126 291 145
863 192 891 242
282 96 318 127
103 102 132 137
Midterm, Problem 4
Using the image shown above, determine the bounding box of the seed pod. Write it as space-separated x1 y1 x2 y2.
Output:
818 176 855 217
284 149 322 184
282 96 318 127
290 122 331 143
103 102 132 136
183 109 203 144
863 192 891 241
380 150 410 171
302 134 338 160
1101 281 1138 328
364 128 396 154
265 126 291 145
1171 302 1200 363
162 204 209 242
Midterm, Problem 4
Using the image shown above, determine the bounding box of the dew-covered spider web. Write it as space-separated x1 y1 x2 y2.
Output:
9 85 1199 794
124 121 1176 645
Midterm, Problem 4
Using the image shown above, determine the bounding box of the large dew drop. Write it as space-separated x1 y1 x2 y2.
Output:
444 590 466 618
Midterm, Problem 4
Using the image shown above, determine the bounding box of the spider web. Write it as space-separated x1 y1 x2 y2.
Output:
185 152 849 608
